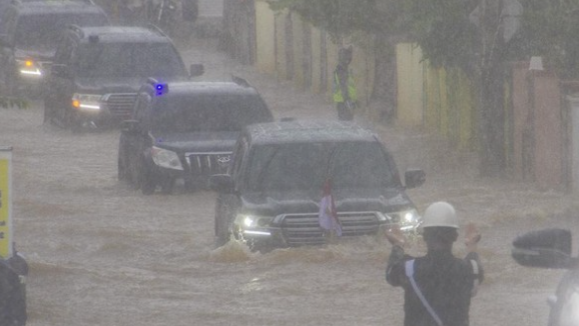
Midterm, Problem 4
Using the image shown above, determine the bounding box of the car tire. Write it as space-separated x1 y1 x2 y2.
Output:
138 162 156 195
214 205 231 247
159 178 174 194
65 108 80 132
118 155 129 182
2 68 18 97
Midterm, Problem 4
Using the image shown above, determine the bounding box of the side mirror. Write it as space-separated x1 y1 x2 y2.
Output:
189 64 204 77
404 169 425 189
209 174 234 193
512 228 575 269
51 64 70 78
120 120 141 134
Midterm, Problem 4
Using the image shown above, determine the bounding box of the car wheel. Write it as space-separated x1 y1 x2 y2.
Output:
138 162 156 195
159 178 174 194
2 69 18 97
65 108 81 132
118 154 129 182
214 205 232 247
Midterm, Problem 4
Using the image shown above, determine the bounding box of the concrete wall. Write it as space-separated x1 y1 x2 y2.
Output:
511 63 566 191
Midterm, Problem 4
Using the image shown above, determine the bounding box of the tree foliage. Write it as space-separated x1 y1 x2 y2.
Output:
507 0 579 78
267 0 385 43
401 0 480 70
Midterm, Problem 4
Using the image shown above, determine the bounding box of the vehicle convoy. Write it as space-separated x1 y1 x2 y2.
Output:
43 24 203 130
512 228 579 326
117 77 273 194
209 120 426 251
0 0 110 98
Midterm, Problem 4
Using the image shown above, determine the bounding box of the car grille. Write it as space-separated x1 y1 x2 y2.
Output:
185 152 233 176
103 93 137 118
279 212 381 246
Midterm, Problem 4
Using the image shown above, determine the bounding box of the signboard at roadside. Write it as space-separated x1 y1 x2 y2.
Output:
0 147 13 259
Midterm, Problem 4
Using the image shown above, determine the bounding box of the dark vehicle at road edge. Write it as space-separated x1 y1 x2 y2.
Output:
512 228 579 326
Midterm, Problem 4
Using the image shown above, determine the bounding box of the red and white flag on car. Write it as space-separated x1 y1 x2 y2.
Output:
318 179 342 236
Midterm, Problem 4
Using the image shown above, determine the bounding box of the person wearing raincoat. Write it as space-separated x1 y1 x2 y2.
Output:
385 201 483 326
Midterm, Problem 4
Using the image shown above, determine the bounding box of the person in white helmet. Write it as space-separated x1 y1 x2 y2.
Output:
385 201 483 326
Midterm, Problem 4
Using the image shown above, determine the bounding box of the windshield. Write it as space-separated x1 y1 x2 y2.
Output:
76 42 185 78
246 142 399 191
14 13 108 50
150 94 272 133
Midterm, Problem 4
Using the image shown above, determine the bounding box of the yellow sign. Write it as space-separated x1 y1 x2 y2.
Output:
0 147 13 259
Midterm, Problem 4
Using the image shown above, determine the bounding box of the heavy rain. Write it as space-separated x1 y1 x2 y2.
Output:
0 0 578 326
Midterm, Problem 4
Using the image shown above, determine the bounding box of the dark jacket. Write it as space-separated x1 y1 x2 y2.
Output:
386 246 483 326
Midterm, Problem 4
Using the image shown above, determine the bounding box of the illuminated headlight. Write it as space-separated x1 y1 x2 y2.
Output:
16 59 42 77
235 214 273 236
386 209 422 232
151 146 183 170
72 93 102 111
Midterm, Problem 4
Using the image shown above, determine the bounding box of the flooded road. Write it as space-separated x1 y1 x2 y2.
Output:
1 35 577 326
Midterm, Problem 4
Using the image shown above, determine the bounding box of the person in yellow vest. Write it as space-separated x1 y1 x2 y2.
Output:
333 46 357 121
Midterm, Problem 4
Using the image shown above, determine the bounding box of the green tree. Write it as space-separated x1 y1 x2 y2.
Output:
268 0 579 177
268 0 384 44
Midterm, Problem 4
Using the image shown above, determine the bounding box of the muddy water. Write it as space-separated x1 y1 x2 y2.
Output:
1 35 577 326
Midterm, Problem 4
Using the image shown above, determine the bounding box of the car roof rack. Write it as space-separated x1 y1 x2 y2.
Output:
231 75 251 88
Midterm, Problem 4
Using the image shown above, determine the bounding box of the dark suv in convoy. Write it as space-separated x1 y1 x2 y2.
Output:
0 0 109 98
44 24 202 130
209 121 426 251
117 77 274 194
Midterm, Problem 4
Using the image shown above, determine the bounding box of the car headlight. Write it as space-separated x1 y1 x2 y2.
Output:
236 214 273 229
72 93 103 111
16 59 42 77
386 209 422 232
150 146 183 170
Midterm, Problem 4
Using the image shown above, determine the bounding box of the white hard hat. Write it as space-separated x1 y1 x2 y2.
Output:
421 201 459 228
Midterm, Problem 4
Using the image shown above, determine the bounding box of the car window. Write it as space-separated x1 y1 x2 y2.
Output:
75 42 185 78
13 12 108 50
246 141 398 191
150 94 271 133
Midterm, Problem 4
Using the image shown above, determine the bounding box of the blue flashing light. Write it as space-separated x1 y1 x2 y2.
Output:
155 83 168 96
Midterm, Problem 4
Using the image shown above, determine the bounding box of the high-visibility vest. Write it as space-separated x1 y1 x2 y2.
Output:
332 70 357 103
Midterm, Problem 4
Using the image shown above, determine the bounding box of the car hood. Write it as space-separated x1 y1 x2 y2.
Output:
15 48 56 61
152 131 239 152
240 188 414 216
74 75 189 94
74 77 147 94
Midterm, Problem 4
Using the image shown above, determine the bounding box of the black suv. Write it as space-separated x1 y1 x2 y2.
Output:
118 77 274 194
44 24 202 130
0 0 109 98
209 121 426 251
